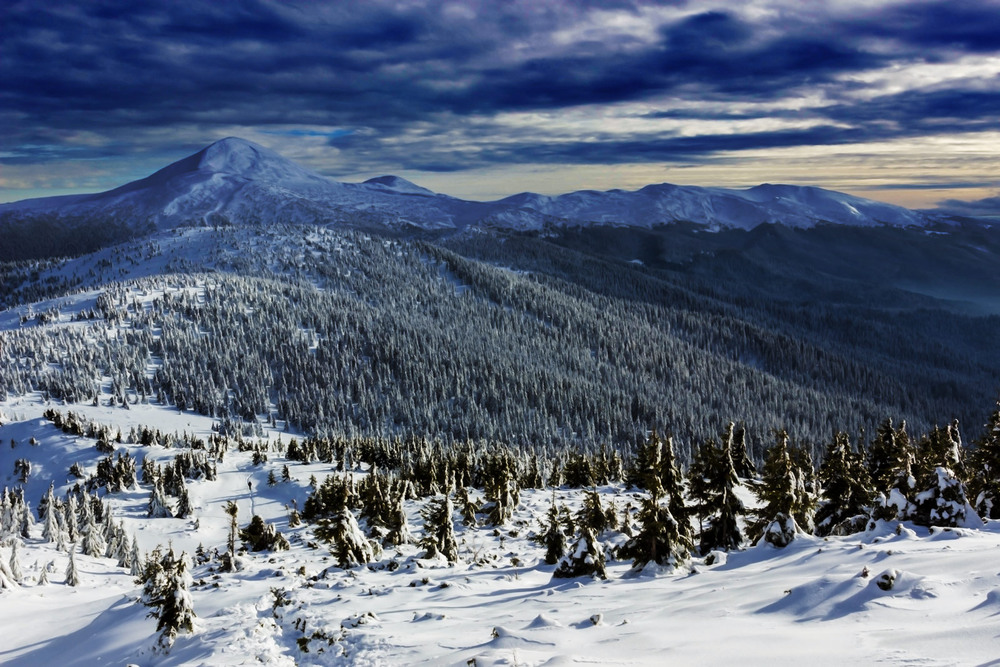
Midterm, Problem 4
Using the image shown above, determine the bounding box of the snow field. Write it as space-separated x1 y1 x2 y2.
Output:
3 396 1000 665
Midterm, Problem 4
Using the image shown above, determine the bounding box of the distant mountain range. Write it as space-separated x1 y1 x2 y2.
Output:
1 137 957 261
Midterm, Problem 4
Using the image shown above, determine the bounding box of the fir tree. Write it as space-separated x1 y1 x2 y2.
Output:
315 507 379 568
729 422 756 479
222 500 238 572
869 420 917 522
815 431 874 536
9 540 23 583
239 515 290 552
138 547 196 652
537 493 567 565
553 526 606 580
750 430 814 545
384 491 412 546
420 493 459 563
175 487 192 520
968 399 1000 518
698 430 745 555
575 488 616 535
912 423 976 528
65 546 81 586
618 477 692 571
147 478 173 518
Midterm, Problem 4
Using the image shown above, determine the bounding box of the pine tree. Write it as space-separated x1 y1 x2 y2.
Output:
175 487 192 520
37 562 50 585
729 422 756 479
968 399 1000 518
575 488 616 535
815 431 874 536
138 547 196 652
618 476 692 571
483 451 519 526
627 429 664 491
912 423 976 528
41 485 59 543
384 490 412 546
553 526 606 580
9 540 23 583
698 430 745 555
420 493 459 563
456 484 479 527
65 546 81 586
538 493 567 565
315 507 379 568
868 420 917 522
222 500 238 572
129 536 143 577
688 438 722 537
148 478 173 518
81 507 106 558
750 430 814 545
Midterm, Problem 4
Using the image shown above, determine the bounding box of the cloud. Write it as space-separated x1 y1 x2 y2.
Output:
3 0 1000 197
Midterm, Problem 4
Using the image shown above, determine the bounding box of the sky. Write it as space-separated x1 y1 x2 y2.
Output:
2 0 1000 212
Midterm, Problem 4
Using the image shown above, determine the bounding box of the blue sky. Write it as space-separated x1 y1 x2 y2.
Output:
2 0 999 211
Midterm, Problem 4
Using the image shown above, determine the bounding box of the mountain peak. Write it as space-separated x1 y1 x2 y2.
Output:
363 175 434 195
198 137 288 177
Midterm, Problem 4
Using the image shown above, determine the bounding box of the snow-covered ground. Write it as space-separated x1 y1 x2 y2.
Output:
2 394 1000 666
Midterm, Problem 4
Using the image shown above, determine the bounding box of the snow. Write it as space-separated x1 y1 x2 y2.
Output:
3 396 1000 664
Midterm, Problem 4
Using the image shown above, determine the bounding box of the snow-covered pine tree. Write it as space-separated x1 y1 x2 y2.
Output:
552 526 606 580
222 500 238 572
384 490 412 546
815 431 874 536
8 540 23 583
538 493 567 565
147 478 173 518
239 515 290 552
750 430 813 546
315 507 379 569
869 420 917 522
698 431 746 555
81 506 106 558
456 484 479 527
575 488 616 535
912 423 977 528
968 399 1000 518
138 546 195 652
65 546 81 586
0 555 17 590
129 536 143 577
627 429 664 491
37 561 50 585
483 450 519 526
420 493 459 563
175 486 192 520
618 476 692 571
64 494 79 544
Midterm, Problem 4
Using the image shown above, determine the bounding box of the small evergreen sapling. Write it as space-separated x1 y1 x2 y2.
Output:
537 493 567 565
553 526 606 580
138 546 196 652
420 493 459 563
65 547 81 586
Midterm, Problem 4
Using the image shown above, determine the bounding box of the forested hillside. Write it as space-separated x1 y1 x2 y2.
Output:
2 222 997 464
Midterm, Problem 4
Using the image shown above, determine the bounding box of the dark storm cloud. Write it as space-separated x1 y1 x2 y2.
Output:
2 0 1000 173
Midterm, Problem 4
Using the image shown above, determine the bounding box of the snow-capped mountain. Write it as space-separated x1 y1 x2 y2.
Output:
0 137 943 260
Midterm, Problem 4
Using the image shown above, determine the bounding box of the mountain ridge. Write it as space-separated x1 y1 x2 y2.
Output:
0 137 952 261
